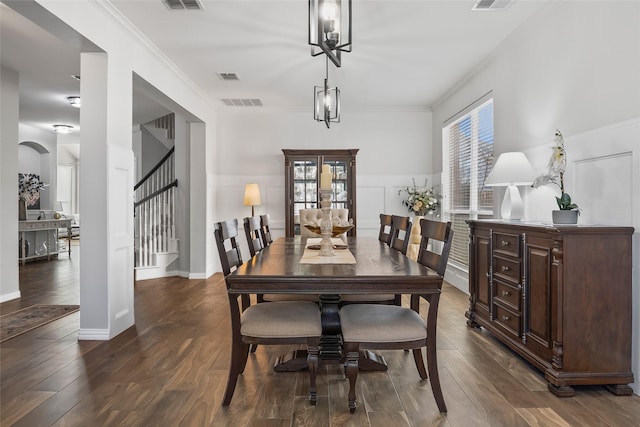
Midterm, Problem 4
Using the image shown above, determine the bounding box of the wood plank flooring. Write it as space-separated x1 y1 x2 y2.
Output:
2 244 640 426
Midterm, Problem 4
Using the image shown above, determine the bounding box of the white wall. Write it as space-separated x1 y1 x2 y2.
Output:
0 66 20 302
215 108 436 259
431 2 640 393
18 124 58 210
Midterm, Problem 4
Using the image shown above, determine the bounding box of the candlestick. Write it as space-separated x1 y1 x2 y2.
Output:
319 189 334 257
320 164 332 190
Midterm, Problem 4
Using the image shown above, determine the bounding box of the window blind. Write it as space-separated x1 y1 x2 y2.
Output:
443 97 494 267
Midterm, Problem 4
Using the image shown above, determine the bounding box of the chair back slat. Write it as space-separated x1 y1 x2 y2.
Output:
390 215 412 255
416 219 453 277
260 214 273 246
244 216 265 257
378 214 393 245
214 219 243 276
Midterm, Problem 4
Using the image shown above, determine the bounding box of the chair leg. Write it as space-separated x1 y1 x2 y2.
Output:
239 343 251 374
249 344 258 353
412 348 428 379
222 336 244 406
345 342 359 413
426 294 447 413
307 338 319 405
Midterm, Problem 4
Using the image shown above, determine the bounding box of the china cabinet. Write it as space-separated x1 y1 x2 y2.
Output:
466 220 634 396
282 149 358 237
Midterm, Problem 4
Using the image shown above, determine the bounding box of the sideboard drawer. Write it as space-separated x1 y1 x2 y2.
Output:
493 256 520 284
493 304 521 339
493 232 520 258
494 280 521 311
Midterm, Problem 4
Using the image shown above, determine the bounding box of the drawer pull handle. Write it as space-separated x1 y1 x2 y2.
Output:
501 241 509 246
502 315 510 321
501 266 510 272
502 290 511 296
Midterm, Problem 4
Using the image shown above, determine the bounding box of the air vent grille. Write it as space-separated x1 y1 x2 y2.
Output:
163 0 203 10
217 73 239 81
221 99 263 107
472 0 513 11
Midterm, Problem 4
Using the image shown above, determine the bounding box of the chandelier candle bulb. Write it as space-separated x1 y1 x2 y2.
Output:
320 164 332 190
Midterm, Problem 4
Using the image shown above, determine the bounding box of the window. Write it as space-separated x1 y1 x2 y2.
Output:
442 96 494 267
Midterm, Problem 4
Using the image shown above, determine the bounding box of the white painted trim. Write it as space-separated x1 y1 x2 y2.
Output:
78 328 110 341
444 262 469 295
188 272 207 280
0 291 21 303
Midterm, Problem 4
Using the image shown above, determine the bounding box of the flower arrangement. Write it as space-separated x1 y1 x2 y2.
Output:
18 173 47 207
398 178 441 217
531 130 579 212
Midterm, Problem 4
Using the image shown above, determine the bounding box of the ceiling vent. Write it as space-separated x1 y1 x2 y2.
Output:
471 0 513 11
221 99 263 107
163 0 203 10
217 73 239 81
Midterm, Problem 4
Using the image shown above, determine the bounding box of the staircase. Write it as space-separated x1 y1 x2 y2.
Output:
134 114 179 280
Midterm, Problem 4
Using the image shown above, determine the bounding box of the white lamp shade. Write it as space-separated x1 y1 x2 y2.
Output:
485 152 535 220
485 152 535 186
243 183 262 206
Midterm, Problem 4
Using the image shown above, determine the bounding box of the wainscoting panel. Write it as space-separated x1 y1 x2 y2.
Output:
574 152 633 226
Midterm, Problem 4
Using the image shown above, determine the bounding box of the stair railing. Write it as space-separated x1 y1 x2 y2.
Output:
134 147 178 268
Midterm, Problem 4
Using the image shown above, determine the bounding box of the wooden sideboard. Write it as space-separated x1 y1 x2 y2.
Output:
18 218 72 265
466 220 635 396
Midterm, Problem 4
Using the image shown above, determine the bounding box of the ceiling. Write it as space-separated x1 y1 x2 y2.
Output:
1 0 550 140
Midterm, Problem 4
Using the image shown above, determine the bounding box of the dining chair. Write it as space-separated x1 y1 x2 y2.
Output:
339 218 453 413
259 214 273 247
299 208 350 237
378 213 393 245
389 215 413 255
243 216 264 257
214 219 322 406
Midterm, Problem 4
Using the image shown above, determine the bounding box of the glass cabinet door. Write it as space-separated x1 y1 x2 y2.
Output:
283 149 358 237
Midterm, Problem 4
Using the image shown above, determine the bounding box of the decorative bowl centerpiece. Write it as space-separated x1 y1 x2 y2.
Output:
304 224 354 237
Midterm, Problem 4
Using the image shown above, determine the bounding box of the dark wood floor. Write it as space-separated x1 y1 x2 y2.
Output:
2 243 640 426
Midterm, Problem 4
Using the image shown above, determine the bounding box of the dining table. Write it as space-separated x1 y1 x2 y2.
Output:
224 235 445 373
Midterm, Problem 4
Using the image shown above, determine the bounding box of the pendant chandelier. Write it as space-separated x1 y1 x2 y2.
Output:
308 0 352 67
314 57 341 128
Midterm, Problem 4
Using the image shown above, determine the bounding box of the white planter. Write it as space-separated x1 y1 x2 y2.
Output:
552 210 578 225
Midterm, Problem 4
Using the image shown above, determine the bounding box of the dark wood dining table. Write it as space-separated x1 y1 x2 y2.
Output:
224 236 444 370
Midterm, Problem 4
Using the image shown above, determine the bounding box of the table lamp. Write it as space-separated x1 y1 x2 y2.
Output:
485 152 535 220
243 183 262 216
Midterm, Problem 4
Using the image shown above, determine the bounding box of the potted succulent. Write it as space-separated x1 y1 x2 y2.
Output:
531 130 579 224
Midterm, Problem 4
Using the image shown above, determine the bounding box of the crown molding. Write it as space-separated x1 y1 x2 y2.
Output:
90 0 215 109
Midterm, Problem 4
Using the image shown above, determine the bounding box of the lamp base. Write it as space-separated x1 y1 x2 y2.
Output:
500 185 524 220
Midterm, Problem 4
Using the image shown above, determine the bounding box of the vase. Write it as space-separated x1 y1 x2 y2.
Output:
18 198 27 221
552 210 578 225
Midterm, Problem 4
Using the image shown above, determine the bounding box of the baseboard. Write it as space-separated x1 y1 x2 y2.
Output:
188 272 207 279
78 328 110 340
0 291 21 303
444 262 469 295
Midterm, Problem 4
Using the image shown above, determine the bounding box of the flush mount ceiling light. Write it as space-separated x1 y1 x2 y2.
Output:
309 0 352 67
313 57 341 128
67 96 81 108
52 124 74 134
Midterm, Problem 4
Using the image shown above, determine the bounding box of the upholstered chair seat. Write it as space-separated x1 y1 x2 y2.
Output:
340 304 426 342
241 301 322 338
